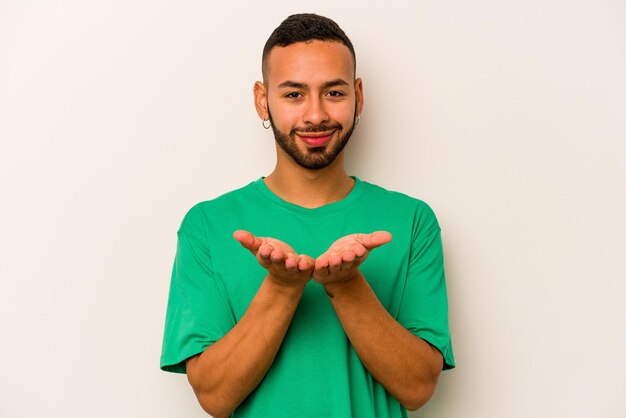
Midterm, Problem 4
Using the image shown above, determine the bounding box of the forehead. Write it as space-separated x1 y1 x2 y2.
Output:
265 40 355 87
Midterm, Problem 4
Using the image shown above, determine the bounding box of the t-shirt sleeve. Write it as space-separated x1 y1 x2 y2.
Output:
397 203 455 370
160 205 235 374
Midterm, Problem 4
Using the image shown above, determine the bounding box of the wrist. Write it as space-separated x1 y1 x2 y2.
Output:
322 271 365 298
264 274 308 297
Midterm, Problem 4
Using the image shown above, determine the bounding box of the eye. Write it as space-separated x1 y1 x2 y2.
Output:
326 90 345 97
284 92 302 99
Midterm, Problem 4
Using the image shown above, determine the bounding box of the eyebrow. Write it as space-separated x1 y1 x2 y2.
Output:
277 79 350 90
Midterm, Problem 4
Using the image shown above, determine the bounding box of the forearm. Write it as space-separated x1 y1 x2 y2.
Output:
186 277 304 418
324 272 443 411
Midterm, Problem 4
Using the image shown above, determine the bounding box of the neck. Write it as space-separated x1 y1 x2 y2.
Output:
264 156 354 209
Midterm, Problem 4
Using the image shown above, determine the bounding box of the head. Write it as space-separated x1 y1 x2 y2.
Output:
261 13 357 84
254 14 363 170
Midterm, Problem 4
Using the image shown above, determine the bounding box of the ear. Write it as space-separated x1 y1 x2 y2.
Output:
253 81 269 120
354 77 364 117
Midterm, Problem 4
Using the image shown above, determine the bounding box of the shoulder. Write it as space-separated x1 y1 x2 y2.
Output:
360 179 437 216
178 180 258 233
359 179 441 234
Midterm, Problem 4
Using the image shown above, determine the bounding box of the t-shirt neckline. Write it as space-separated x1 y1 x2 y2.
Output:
253 176 364 215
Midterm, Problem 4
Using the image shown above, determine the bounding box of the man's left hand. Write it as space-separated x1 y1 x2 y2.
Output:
312 231 392 285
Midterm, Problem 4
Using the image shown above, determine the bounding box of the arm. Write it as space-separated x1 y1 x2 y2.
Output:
313 232 443 411
186 230 314 418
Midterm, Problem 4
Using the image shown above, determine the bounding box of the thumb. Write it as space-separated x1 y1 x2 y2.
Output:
233 230 262 254
359 231 392 250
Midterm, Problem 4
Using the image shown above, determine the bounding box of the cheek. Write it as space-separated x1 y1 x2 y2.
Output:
269 102 300 127
332 105 356 123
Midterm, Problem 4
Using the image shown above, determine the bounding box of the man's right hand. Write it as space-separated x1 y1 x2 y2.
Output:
233 230 314 288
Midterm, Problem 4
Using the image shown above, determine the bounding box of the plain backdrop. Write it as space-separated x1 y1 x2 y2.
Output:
1 1 625 417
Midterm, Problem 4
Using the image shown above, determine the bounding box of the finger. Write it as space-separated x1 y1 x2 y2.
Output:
313 264 331 277
329 253 343 268
341 250 356 263
298 255 315 271
315 256 330 271
358 231 392 250
258 243 274 259
349 244 366 258
270 248 286 264
284 253 299 270
233 230 263 253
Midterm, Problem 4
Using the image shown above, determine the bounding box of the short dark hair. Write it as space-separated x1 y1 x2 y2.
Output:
262 13 356 82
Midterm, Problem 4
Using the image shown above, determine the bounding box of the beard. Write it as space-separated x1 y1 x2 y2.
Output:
268 108 357 170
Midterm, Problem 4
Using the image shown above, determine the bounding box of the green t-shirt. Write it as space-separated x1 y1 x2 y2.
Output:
161 177 455 417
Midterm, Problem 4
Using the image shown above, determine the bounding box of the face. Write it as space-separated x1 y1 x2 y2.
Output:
255 40 363 170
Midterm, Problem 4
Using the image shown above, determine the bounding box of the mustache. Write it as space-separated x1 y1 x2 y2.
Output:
291 124 342 134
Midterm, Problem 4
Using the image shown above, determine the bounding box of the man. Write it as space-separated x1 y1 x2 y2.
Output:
161 13 454 418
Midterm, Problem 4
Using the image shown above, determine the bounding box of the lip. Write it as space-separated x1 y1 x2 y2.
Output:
297 130 335 147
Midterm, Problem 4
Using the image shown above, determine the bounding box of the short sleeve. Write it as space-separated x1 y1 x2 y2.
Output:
397 204 455 370
160 206 236 373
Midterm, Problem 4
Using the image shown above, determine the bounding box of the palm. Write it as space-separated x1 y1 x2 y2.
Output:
313 231 392 284
233 230 314 287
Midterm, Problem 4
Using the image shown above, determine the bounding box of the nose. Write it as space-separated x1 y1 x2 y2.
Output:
303 95 330 126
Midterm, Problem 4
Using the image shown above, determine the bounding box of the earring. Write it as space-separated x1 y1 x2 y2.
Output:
262 119 271 129
355 114 361 126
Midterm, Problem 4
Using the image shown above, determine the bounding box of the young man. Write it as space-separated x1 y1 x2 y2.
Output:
161 14 455 418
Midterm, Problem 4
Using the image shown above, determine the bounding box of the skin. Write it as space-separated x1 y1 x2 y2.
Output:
254 40 362 208
185 40 444 417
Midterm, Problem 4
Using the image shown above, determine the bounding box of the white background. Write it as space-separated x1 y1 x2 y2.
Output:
1 1 625 417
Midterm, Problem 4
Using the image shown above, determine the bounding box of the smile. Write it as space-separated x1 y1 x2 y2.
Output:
296 131 335 147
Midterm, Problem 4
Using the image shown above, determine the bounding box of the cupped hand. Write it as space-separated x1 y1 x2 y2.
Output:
233 230 314 288
312 231 392 285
